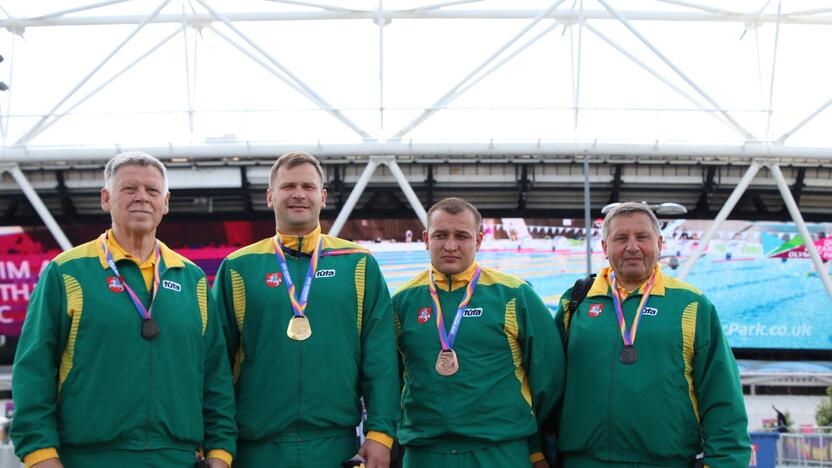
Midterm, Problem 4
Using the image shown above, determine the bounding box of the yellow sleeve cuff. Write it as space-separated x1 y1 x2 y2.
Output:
366 431 394 449
529 451 545 463
24 448 59 467
207 449 233 466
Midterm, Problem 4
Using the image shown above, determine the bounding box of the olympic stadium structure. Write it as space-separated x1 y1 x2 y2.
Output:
1 1 831 465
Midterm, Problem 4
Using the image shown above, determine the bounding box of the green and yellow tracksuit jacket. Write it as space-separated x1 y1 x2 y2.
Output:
393 262 564 463
555 266 750 467
11 232 237 467
210 226 399 448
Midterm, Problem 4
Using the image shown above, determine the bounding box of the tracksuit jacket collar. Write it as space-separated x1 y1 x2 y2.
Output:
430 261 479 292
588 265 667 298
96 229 184 271
276 225 322 255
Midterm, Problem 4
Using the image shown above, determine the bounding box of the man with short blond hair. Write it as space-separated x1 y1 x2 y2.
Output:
11 151 236 468
555 201 750 467
212 151 399 468
393 197 564 468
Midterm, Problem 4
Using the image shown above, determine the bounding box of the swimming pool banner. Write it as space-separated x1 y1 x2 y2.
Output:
0 254 53 337
2 219 830 350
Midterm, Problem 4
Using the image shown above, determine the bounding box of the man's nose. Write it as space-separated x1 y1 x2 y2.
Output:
134 187 150 200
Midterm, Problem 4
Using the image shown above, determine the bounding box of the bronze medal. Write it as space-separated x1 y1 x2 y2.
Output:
435 349 459 376
619 345 637 364
141 317 159 340
287 316 312 341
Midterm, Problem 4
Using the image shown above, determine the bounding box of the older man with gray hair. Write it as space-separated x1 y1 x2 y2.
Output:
11 152 236 468
554 202 750 467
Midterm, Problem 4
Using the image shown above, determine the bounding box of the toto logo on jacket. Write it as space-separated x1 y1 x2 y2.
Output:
417 307 432 324
107 276 124 293
588 303 604 317
265 272 282 288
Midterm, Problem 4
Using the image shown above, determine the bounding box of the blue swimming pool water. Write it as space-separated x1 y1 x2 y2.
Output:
374 249 832 350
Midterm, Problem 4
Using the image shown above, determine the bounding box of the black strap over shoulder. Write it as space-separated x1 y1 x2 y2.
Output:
567 273 596 314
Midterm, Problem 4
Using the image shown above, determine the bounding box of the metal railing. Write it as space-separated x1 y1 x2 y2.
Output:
777 430 832 466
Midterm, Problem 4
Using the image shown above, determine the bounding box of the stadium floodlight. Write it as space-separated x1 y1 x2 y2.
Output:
601 201 688 216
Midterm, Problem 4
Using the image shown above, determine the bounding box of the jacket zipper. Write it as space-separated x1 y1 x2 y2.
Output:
296 234 305 445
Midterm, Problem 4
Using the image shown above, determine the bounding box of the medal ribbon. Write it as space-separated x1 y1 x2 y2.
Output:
610 269 656 347
273 236 322 318
428 266 481 351
101 232 161 322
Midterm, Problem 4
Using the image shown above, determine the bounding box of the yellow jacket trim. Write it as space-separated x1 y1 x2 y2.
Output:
227 237 273 260
58 274 83 392
588 265 667 298
356 257 367 335
681 301 700 423
530 451 545 463
197 277 208 335
23 447 59 467
277 225 321 253
230 269 246 383
366 431 394 449
396 262 525 294
504 297 533 408
207 449 233 466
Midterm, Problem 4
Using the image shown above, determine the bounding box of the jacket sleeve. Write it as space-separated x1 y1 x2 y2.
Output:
552 287 573 350
10 261 69 462
358 255 400 439
202 283 238 458
694 297 751 468
210 259 240 368
519 283 565 456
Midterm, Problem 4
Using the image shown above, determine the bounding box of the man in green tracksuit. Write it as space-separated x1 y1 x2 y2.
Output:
211 152 399 468
555 202 750 467
393 197 564 468
11 152 236 468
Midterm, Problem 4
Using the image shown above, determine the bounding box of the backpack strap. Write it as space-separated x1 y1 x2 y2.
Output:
563 273 596 340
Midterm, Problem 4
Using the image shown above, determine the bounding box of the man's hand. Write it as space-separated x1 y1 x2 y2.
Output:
532 460 551 468
358 439 390 468
206 458 229 468
32 459 63 468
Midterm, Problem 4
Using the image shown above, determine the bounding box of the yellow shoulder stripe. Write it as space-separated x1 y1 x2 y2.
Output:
322 235 365 251
54 240 99 266
664 276 703 295
394 270 430 295
478 267 525 288
227 237 274 260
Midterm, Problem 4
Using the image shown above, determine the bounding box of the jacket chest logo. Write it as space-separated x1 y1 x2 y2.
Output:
315 269 336 279
265 272 282 287
417 307 432 324
107 276 124 293
642 306 658 316
162 280 181 292
462 307 483 318
588 303 603 317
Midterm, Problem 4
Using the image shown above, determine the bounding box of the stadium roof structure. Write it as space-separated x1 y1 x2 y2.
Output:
0 0 831 298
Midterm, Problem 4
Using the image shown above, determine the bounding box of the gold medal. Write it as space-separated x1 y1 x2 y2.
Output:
287 316 312 341
435 349 459 376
